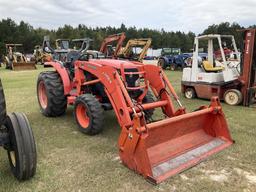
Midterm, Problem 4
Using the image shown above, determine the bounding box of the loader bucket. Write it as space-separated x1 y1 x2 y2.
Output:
12 62 36 70
119 98 233 184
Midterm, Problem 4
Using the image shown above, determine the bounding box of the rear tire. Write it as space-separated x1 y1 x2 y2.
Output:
0 78 7 126
184 87 196 99
5 113 37 180
158 58 167 69
224 89 242 106
74 94 104 135
37 71 67 116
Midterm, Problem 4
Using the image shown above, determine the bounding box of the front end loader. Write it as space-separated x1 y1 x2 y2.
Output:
4 44 36 70
36 45 233 183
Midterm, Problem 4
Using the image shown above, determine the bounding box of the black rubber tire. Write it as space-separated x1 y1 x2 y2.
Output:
170 63 176 71
5 112 37 180
224 89 243 106
37 71 67 117
158 58 167 69
0 78 7 126
74 94 104 135
142 92 155 121
184 87 196 99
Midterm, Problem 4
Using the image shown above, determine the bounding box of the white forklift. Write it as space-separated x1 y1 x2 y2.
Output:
182 30 256 106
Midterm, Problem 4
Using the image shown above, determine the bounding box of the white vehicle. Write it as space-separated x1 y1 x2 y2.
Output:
181 34 244 105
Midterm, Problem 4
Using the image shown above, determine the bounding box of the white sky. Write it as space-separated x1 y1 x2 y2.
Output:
0 0 255 33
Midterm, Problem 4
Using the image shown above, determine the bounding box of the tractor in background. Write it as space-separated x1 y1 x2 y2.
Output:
42 36 93 63
118 38 152 62
158 48 186 70
33 45 52 65
55 39 70 50
99 33 152 63
99 33 126 58
182 29 255 106
3 44 36 70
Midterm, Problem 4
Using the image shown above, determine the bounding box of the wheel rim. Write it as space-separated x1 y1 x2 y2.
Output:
9 151 16 167
185 90 193 99
38 81 48 109
76 103 90 128
225 92 239 105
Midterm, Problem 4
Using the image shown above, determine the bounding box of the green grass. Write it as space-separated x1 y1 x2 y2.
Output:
0 66 255 192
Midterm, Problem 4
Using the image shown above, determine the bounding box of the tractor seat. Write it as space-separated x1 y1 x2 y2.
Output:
202 61 224 72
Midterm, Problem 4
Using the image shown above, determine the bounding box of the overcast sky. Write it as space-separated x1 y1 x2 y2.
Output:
0 0 255 33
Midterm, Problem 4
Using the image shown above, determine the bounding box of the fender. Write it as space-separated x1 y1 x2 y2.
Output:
44 61 72 95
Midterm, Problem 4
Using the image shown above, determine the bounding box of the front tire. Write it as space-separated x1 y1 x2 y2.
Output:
0 78 7 126
224 89 242 106
142 92 155 122
74 94 104 135
5 113 37 180
184 87 196 99
37 71 67 116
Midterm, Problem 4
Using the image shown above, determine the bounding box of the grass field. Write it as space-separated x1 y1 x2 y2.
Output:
0 66 255 192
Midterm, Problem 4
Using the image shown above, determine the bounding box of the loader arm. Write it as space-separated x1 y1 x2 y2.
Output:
99 33 126 58
72 61 181 127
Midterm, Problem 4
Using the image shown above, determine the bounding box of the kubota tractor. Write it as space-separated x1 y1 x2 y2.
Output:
36 42 233 184
0 78 37 180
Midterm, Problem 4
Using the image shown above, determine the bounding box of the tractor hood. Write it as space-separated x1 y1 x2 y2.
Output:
90 59 139 69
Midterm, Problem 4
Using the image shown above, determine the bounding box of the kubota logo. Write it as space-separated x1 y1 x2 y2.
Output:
87 64 97 70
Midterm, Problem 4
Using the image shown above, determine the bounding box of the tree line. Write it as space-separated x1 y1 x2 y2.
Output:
0 18 255 55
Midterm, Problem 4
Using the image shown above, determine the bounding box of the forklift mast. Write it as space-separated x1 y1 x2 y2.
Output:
239 29 256 106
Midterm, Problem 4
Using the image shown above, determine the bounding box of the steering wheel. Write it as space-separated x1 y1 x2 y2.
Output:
67 51 81 63
226 61 232 67
78 52 95 61
235 63 240 74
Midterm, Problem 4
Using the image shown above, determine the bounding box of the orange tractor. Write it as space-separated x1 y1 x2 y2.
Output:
37 41 233 184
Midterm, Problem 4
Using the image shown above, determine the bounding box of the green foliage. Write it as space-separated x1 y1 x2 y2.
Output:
201 22 244 49
0 18 254 56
